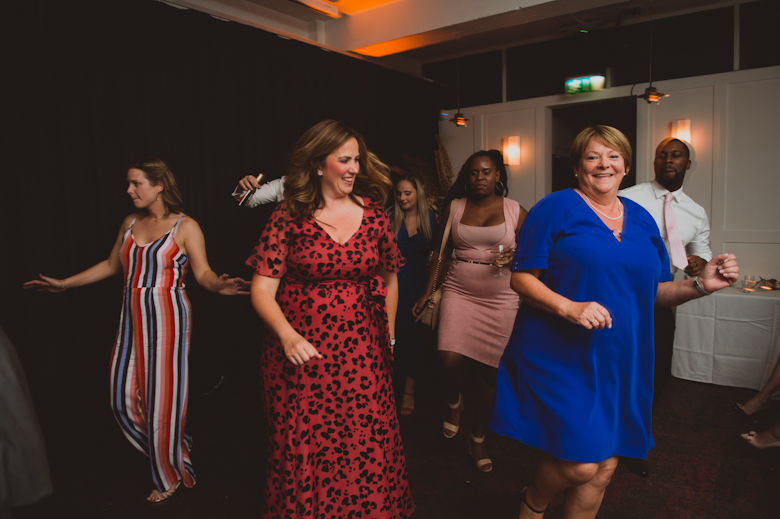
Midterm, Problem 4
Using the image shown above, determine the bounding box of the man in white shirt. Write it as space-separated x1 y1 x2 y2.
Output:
618 138 713 477
232 176 285 207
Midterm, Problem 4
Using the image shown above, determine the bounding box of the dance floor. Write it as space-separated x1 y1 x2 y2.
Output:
15 368 780 519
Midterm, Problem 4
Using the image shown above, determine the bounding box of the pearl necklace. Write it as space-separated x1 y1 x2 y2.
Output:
582 192 623 221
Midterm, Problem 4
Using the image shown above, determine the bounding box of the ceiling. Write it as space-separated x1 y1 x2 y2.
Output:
157 0 752 74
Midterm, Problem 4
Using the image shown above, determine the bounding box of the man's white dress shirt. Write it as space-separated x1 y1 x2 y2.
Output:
232 177 285 208
619 180 712 275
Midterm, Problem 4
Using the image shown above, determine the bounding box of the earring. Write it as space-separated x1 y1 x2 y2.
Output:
317 170 323 176
495 180 506 193
463 183 469 195
574 174 578 177
156 194 160 201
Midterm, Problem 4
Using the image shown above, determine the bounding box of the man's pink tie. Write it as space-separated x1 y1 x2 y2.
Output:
664 192 688 271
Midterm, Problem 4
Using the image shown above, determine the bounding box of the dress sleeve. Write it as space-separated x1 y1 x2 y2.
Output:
376 205 403 273
511 194 562 272
245 203 289 278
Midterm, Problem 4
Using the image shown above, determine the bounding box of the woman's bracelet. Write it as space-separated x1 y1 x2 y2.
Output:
693 277 712 296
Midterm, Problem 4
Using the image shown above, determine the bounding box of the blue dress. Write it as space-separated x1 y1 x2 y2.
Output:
394 209 437 380
489 189 671 462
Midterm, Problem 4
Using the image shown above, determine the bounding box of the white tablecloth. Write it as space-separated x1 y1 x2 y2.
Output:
672 287 780 390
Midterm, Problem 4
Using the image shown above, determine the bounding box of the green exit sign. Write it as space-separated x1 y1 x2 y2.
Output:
565 75 606 95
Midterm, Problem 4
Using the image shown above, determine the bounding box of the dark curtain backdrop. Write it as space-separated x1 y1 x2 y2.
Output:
1 0 443 443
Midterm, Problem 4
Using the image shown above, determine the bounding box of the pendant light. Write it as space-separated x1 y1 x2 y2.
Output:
450 58 468 127
637 0 668 104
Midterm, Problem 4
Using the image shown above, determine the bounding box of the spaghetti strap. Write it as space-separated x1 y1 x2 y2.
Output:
128 217 136 229
172 216 187 237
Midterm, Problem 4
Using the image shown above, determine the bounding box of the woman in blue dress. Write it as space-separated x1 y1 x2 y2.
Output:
489 126 740 518
390 172 437 416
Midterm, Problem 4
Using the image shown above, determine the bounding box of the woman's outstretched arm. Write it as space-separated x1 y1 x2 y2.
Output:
176 217 250 296
22 215 132 292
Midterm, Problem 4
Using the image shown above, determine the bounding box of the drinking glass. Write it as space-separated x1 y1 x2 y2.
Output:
742 275 758 292
491 245 514 277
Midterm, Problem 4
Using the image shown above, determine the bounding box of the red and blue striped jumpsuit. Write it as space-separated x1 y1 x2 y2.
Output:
109 216 195 491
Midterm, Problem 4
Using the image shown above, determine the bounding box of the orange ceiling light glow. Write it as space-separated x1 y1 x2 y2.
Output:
352 33 438 57
334 0 401 16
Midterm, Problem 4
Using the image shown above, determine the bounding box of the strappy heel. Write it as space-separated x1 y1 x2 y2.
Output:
520 486 545 515
467 433 493 472
442 392 463 438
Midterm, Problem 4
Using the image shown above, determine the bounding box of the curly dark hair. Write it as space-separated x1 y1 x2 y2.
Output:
443 149 509 208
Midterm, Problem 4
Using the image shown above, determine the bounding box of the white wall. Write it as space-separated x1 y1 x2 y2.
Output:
438 66 780 280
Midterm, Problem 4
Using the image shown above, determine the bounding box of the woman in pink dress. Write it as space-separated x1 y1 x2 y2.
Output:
414 149 527 473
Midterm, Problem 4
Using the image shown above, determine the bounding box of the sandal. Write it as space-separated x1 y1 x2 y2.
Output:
742 430 780 450
443 393 463 438
147 480 182 504
520 486 546 515
400 392 415 417
734 401 769 422
467 433 493 472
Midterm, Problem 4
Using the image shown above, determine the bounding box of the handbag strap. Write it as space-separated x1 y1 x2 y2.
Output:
438 198 458 260
429 199 459 297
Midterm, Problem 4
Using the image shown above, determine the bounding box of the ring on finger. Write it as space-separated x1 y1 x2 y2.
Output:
590 318 597 324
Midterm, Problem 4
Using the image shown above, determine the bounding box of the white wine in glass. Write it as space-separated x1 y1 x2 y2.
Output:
491 245 514 277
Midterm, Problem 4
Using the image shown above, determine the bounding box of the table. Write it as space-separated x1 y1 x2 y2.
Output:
672 286 780 391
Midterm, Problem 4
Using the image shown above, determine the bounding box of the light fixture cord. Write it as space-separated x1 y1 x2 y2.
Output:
456 57 461 111
648 0 654 86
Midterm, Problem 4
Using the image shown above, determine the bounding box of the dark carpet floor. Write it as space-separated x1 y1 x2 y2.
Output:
14 374 780 519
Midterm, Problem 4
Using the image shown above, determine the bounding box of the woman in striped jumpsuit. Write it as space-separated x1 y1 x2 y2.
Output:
23 157 249 503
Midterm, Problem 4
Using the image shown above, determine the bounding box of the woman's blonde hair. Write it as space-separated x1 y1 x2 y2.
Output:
283 120 392 219
569 125 633 174
127 156 184 218
391 172 433 243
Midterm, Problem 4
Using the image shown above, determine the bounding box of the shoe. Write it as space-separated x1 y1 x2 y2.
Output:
442 393 463 438
742 430 780 449
734 402 768 423
622 457 649 477
147 480 182 504
400 392 414 417
520 486 546 515
467 433 493 472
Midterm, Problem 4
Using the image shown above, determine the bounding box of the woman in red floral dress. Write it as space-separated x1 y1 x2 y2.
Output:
246 120 414 518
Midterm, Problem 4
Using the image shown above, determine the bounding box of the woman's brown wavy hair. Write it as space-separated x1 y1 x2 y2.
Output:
127 156 184 218
282 120 392 219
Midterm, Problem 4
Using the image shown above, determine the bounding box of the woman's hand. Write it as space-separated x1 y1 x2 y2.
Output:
23 274 67 293
561 300 612 330
412 293 432 317
214 273 251 295
238 174 261 192
281 333 323 366
698 253 739 293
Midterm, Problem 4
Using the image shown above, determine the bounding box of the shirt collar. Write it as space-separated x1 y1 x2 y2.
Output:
651 180 685 202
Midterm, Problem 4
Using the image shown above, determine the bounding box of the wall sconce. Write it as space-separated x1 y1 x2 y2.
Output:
671 119 691 143
503 136 521 165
